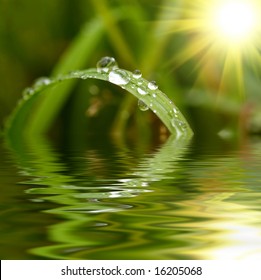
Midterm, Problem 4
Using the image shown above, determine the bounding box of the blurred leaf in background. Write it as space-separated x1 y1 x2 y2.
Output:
0 0 89 121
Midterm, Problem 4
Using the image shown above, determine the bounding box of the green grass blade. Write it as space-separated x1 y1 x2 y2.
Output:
90 0 136 67
4 64 193 139
27 18 104 135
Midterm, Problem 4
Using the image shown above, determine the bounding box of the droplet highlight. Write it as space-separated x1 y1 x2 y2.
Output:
169 107 179 118
173 107 178 114
108 69 130 85
97 56 118 73
137 85 148 95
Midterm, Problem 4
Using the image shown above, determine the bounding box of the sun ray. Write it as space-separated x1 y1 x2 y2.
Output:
161 0 261 98
174 36 212 68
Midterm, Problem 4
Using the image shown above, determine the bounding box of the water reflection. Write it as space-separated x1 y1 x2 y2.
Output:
2 135 261 259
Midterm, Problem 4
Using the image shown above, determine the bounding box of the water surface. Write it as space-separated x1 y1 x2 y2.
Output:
1 135 261 260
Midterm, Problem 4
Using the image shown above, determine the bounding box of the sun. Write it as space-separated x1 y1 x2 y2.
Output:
210 0 259 45
163 0 261 95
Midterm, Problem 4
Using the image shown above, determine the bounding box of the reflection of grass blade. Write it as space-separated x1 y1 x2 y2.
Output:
5 66 193 138
6 126 190 259
27 18 104 135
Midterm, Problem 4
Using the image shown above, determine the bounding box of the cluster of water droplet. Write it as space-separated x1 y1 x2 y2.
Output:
169 108 186 131
21 77 54 101
97 57 159 112
97 57 130 86
98 57 184 126
108 69 130 85
97 57 159 97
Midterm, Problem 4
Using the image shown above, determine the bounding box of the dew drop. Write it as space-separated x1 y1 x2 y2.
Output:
81 74 88 79
169 109 178 118
97 56 118 73
108 69 130 85
138 99 149 111
179 121 187 130
34 77 51 87
133 69 142 79
137 85 148 95
68 70 81 77
171 118 187 131
23 87 34 97
148 81 158 90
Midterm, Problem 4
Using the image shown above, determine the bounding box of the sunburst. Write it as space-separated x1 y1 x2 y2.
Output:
164 0 261 96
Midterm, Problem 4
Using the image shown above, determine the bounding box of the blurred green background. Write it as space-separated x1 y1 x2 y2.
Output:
1 0 261 142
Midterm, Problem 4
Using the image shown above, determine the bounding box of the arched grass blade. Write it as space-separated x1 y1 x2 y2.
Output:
4 62 193 139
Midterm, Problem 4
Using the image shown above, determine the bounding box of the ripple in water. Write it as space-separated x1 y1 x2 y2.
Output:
1 136 261 259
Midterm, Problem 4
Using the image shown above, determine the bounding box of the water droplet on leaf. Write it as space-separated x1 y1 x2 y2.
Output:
148 81 158 90
171 118 187 130
138 99 149 111
97 56 118 73
23 87 34 97
68 70 81 77
137 85 148 95
108 69 130 85
169 107 178 118
34 77 51 87
81 74 88 79
133 69 142 79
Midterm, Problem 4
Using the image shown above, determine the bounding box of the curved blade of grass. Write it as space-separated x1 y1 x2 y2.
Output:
4 67 193 139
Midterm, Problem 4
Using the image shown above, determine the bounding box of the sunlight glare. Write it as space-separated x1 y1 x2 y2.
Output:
164 0 261 95
212 1 258 44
